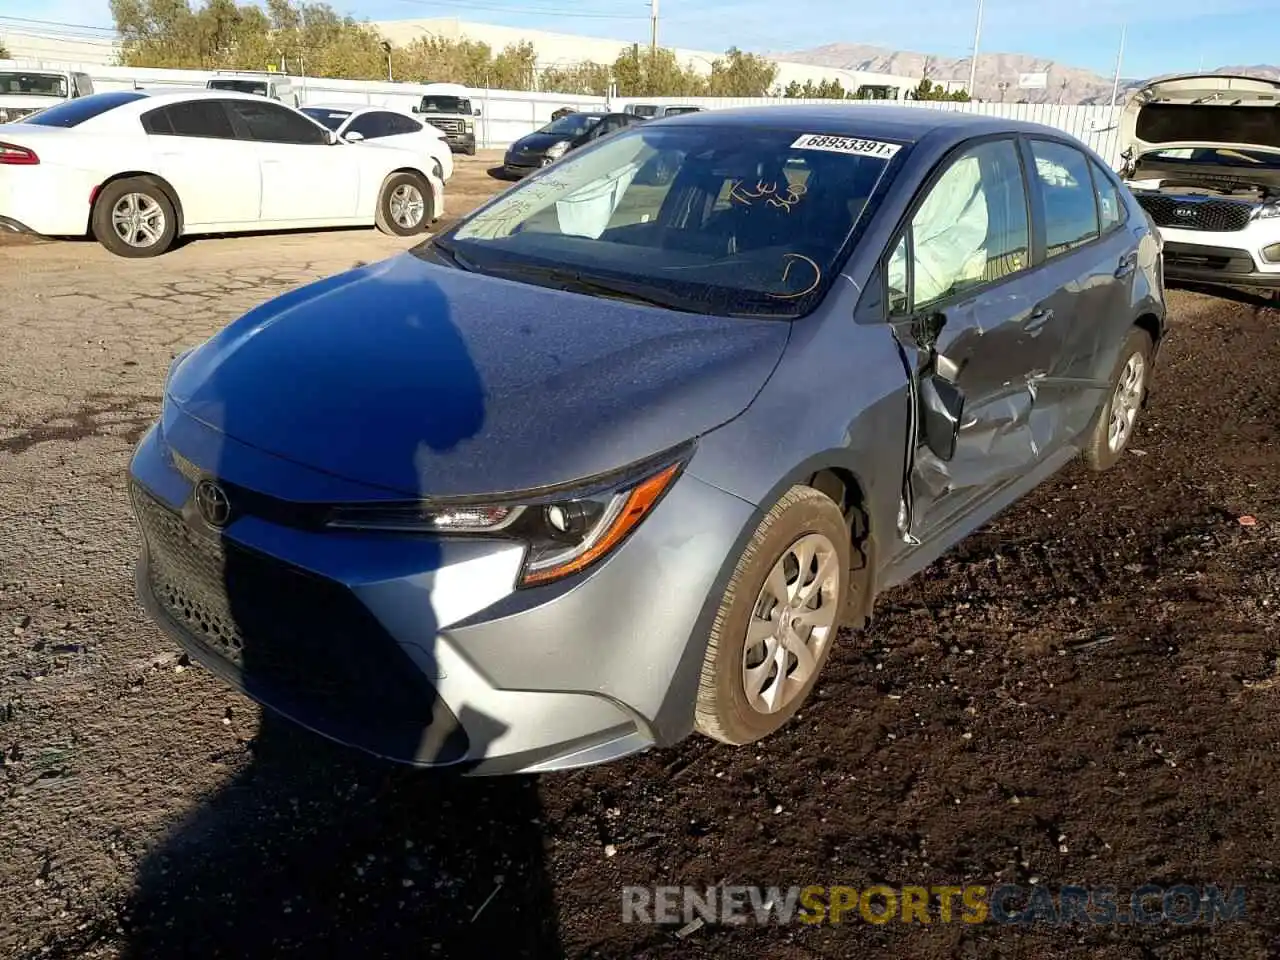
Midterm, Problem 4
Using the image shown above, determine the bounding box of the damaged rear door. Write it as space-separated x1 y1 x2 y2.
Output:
884 136 1063 542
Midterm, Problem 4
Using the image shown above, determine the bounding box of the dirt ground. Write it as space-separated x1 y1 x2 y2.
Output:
1 152 1279 960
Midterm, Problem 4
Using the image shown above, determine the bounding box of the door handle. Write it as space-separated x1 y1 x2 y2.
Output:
1025 305 1054 334
1115 253 1138 278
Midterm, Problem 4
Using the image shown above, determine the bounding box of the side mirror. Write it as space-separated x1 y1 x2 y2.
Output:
919 376 964 462
473 108 482 117
411 105 421 114
344 131 364 142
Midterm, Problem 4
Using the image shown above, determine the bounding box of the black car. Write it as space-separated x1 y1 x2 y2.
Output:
503 111 642 177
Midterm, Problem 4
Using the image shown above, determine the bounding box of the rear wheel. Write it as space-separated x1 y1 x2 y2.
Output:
1082 326 1153 471
694 485 851 745
91 177 177 258
375 172 431 237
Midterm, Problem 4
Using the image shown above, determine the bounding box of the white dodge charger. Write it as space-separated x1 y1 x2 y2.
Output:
0 88 445 257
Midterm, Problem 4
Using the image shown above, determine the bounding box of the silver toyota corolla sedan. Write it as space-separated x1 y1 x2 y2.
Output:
128 105 1166 774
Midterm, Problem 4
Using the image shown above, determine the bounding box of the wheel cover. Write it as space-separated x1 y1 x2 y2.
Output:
111 193 165 248
389 183 425 229
1107 351 1146 453
742 532 841 715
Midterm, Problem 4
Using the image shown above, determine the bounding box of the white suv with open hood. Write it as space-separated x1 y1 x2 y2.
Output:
1121 73 1280 296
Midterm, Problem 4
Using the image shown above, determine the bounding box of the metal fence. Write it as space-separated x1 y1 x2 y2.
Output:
609 96 1125 168
15 60 1124 166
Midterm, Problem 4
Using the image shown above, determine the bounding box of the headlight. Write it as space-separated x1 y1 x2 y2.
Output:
464 121 474 133
545 140 569 160
325 450 688 587
1252 201 1280 220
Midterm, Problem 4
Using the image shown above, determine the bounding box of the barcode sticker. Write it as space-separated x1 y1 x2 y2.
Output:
791 134 901 158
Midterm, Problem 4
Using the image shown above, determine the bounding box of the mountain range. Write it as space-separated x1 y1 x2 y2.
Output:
772 43 1280 105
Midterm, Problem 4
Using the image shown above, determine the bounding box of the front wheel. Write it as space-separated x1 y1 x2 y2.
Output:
1082 326 1154 471
91 178 177 258
374 172 431 237
694 485 851 746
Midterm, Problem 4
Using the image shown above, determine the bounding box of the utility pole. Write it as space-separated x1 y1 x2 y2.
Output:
649 0 659 60
1109 23 1126 107
967 0 983 100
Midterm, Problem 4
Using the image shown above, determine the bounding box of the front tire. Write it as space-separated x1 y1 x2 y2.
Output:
90 178 177 258
375 172 431 237
694 485 851 746
1082 326 1153 472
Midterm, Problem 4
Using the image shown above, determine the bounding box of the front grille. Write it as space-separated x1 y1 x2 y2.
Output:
1137 194 1254 232
131 482 439 722
432 118 463 135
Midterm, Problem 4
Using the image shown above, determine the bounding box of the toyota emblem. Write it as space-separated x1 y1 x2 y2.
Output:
193 479 232 528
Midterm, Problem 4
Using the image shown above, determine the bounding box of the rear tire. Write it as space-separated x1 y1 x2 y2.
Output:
694 485 851 746
375 172 431 237
91 177 177 258
1082 326 1153 472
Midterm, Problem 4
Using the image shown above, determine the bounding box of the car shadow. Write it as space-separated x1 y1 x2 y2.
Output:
487 166 519 182
122 272 563 958
1168 279 1280 309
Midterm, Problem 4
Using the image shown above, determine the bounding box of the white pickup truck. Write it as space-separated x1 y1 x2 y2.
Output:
0 67 94 124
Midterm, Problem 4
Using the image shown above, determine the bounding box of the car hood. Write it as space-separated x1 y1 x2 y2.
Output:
165 252 790 499
1121 73 1280 160
509 132 571 154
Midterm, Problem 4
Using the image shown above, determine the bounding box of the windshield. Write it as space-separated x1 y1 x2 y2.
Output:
1148 146 1280 168
629 105 658 118
0 72 68 98
209 79 270 96
441 125 903 318
420 96 471 114
538 114 602 137
302 107 351 131
663 107 701 116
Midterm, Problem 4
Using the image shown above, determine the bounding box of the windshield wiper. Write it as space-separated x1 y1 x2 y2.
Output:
488 263 704 312
427 237 475 272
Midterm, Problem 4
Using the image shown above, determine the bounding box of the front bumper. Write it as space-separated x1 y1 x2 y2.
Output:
1154 222 1280 291
442 131 476 153
502 157 548 178
127 408 754 774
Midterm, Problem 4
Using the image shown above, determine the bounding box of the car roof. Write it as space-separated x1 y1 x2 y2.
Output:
655 103 1076 144
134 88 289 105
305 103 414 117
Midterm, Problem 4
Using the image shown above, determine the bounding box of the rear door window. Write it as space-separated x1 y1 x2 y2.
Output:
389 114 423 135
1029 140 1100 258
142 100 237 139
346 111 397 140
226 100 329 145
1089 159 1125 233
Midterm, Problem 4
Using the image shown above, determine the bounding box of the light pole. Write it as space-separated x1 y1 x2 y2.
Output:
1109 24 1127 107
967 0 984 99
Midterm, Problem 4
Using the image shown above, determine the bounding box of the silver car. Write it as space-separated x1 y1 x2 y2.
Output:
128 106 1166 774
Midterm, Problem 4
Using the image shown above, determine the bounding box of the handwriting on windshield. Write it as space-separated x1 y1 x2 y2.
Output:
767 253 822 300
728 179 808 213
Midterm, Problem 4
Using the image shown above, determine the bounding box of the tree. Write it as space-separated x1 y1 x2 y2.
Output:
0 38 10 60
611 45 706 98
911 77 971 102
707 46 777 97
539 61 610 96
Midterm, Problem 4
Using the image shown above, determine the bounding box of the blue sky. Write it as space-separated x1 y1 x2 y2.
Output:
5 0 1280 79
